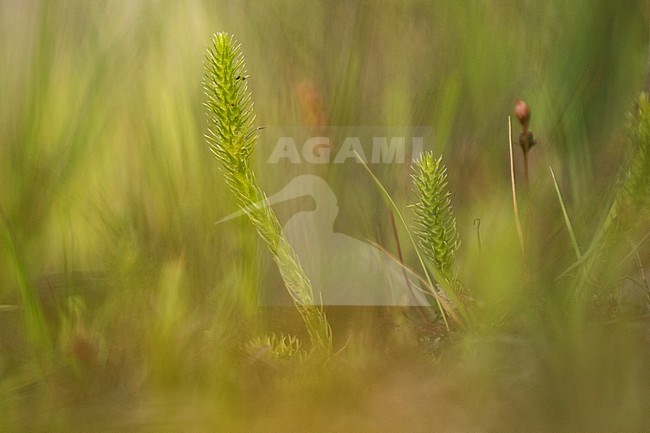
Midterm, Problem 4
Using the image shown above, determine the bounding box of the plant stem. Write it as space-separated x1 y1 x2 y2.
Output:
509 116 525 255
523 150 530 190
550 167 582 260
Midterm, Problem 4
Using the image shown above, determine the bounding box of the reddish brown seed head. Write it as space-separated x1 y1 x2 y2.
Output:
514 99 530 132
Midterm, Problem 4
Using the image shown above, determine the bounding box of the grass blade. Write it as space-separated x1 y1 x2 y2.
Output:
550 166 582 260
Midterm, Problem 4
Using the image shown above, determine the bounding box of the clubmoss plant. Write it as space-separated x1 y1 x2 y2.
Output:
586 92 650 274
558 92 650 292
354 152 454 330
409 151 474 328
244 333 305 363
411 152 461 284
616 92 650 213
203 33 331 354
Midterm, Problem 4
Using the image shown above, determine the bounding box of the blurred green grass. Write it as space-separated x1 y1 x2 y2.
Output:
1 0 650 431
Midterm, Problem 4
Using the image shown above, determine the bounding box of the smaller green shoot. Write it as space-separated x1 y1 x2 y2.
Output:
354 150 474 329
411 152 473 325
245 333 305 363
618 92 650 212
411 152 460 283
558 92 650 281
353 150 451 330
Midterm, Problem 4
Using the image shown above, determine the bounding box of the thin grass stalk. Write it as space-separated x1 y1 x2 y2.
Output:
508 116 525 255
550 167 582 260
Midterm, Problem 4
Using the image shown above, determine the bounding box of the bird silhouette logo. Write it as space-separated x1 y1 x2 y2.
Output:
217 175 428 306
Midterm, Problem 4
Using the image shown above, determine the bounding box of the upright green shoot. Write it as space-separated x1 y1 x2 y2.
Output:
617 92 650 213
203 33 331 354
559 92 650 281
353 151 452 330
410 152 470 326
411 152 460 284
